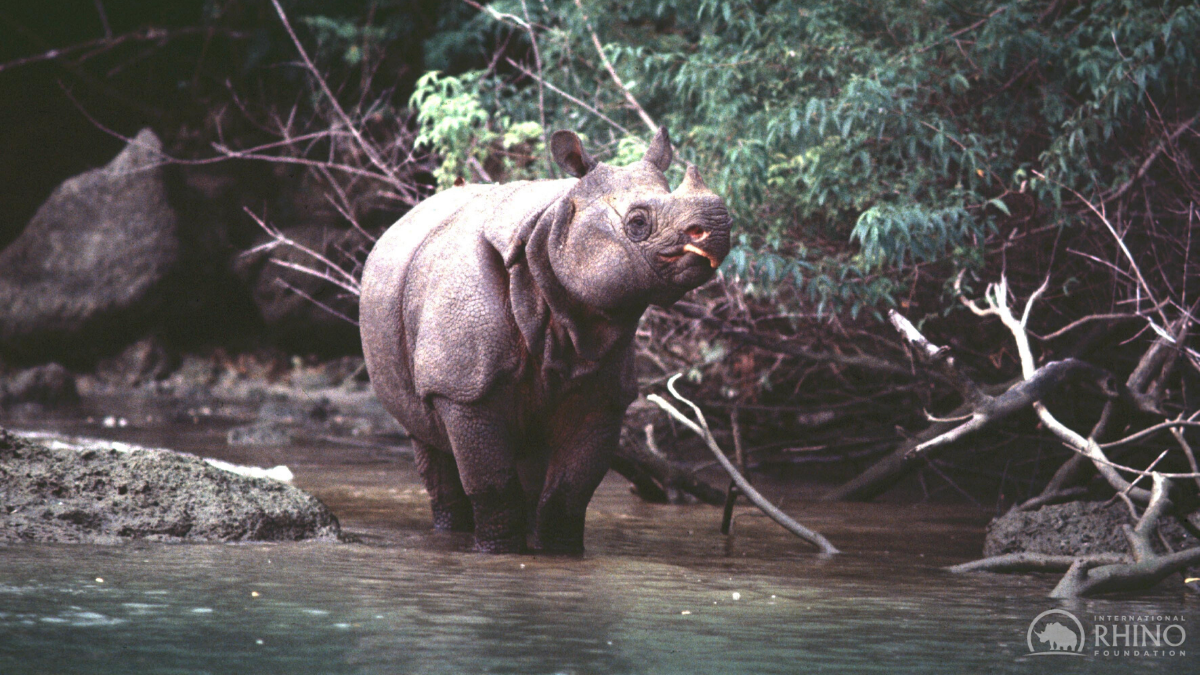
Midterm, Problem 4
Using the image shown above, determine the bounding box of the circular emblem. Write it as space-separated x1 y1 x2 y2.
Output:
1027 609 1086 656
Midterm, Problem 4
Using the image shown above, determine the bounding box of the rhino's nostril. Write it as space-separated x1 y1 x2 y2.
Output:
685 225 708 241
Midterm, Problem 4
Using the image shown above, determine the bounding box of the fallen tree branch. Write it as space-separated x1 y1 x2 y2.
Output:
649 375 840 554
1049 546 1200 598
1018 307 1193 509
612 423 726 505
963 276 1157 502
888 310 1121 459
955 475 1200 597
1045 475 1200 597
946 552 1129 574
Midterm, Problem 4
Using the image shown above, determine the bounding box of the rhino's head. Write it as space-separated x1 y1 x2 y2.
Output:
544 127 732 311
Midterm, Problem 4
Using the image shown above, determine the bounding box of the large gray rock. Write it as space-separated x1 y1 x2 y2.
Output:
0 428 340 544
0 129 179 361
984 500 1199 557
0 362 78 407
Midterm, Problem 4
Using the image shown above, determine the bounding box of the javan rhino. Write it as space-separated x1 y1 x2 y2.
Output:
360 128 731 553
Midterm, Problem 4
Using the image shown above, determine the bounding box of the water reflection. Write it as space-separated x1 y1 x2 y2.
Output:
1 412 1196 674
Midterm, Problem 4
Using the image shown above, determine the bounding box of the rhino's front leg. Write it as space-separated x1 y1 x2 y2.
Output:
533 406 623 554
431 395 527 553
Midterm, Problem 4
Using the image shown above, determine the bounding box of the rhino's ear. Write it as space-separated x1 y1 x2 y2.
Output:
643 126 673 172
550 130 597 178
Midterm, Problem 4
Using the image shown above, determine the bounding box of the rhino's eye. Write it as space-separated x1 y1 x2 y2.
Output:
624 210 653 242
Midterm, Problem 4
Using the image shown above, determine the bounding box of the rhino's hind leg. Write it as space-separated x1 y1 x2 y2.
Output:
412 440 474 532
431 395 527 553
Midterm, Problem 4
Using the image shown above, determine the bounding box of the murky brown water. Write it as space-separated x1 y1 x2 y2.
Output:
2 399 1196 673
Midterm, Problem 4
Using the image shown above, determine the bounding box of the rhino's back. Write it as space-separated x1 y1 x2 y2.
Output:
360 179 572 439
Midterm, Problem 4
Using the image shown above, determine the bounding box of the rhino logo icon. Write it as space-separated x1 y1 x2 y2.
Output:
1026 609 1085 656
1036 622 1078 650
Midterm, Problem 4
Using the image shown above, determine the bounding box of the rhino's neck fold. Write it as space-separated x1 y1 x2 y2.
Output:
510 199 641 380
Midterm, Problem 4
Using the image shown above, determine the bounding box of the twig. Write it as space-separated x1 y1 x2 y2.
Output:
270 0 398 186
914 6 1007 55
1100 417 1200 450
571 0 657 133
0 27 246 73
1103 110 1200 204
506 59 631 135
649 375 840 554
92 0 112 39
273 279 359 327
1032 170 1165 326
518 0 553 175
243 208 362 297
1170 427 1200 491
1011 486 1089 512
1034 305 1168 341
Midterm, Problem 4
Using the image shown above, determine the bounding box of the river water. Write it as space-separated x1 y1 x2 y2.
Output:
1 405 1196 674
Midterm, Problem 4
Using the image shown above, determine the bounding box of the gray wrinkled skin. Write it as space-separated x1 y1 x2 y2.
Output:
360 128 731 553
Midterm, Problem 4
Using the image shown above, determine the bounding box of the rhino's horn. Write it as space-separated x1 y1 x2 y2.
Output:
674 164 713 196
643 126 673 172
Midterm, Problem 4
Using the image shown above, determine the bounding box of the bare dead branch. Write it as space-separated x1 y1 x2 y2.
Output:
272 278 359 327
571 0 657 134
649 375 840 554
506 59 632 135
1034 305 1168 341
946 552 1128 574
0 26 247 73
1101 417 1200 450
890 307 1122 459
1170 426 1200 491
242 208 363 300
1103 109 1200 204
517 0 553 174
1011 486 1089 512
1045 475 1200 598
270 0 400 187
1033 170 1166 327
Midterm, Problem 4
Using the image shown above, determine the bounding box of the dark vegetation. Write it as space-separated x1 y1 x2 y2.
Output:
1 0 1198 594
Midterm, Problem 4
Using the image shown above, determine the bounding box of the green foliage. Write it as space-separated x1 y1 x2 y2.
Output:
300 15 387 66
405 0 1198 317
411 71 544 189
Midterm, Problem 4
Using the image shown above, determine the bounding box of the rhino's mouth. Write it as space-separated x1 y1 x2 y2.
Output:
658 245 721 269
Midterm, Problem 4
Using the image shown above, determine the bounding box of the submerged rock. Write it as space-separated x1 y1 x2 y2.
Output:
1 362 78 407
0 129 179 362
0 428 339 544
984 500 1199 557
226 422 294 446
